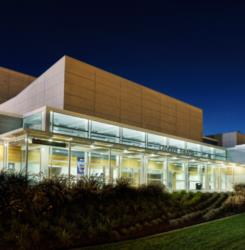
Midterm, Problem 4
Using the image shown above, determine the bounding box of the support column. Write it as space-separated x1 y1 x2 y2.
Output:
218 165 221 192
198 164 203 187
232 166 235 189
163 157 169 190
87 152 91 177
40 146 49 179
205 164 209 191
24 135 29 178
140 154 146 185
68 142 71 184
118 155 122 179
85 151 89 177
3 142 8 170
184 160 189 192
108 148 113 184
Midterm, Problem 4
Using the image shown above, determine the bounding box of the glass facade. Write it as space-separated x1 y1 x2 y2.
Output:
49 111 226 161
0 109 243 192
23 112 43 130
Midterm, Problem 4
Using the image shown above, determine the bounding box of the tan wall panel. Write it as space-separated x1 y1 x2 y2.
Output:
64 56 203 141
0 67 35 104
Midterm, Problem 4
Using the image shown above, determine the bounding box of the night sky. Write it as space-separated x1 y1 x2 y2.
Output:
1 1 245 136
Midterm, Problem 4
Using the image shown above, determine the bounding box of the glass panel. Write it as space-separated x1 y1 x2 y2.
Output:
110 149 122 184
168 160 185 191
122 128 145 147
48 147 69 178
89 149 110 183
147 133 166 150
121 154 141 186
51 112 88 138
186 142 202 157
206 164 219 191
28 146 41 181
7 140 25 173
188 163 202 191
202 146 214 160
234 166 245 185
91 121 119 143
23 112 43 130
214 148 226 160
147 158 163 184
70 145 87 181
220 166 230 191
168 138 185 149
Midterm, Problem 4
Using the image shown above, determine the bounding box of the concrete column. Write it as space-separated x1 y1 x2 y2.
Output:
198 164 203 186
3 142 8 170
118 155 122 178
85 151 89 177
205 164 209 191
184 161 189 191
163 157 169 189
24 135 29 178
68 142 71 184
140 154 147 185
40 146 49 179
108 148 113 184
87 152 91 177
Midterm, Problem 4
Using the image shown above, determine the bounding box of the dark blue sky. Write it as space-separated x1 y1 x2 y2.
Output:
1 1 245 135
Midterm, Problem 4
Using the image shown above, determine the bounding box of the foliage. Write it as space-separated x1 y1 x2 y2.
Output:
0 172 242 249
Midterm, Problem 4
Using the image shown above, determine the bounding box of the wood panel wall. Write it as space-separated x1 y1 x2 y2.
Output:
64 56 203 141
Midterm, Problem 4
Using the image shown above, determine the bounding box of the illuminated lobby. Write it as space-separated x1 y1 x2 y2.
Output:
0 56 244 192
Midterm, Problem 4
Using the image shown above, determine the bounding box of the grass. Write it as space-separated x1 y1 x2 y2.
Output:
82 213 245 250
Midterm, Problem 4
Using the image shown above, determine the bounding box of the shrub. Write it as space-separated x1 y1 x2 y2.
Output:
0 172 237 249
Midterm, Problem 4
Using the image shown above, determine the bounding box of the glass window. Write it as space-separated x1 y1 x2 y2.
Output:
168 161 185 191
147 159 163 184
91 121 119 143
70 145 87 181
186 142 202 157
23 112 43 130
28 146 41 181
147 133 166 150
122 128 145 147
7 140 25 173
48 147 69 178
188 163 202 191
121 154 141 186
202 146 213 159
51 112 88 138
168 138 185 149
88 150 110 183
214 148 226 160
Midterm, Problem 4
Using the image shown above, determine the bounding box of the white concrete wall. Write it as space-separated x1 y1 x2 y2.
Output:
227 145 245 163
222 132 238 147
0 57 65 115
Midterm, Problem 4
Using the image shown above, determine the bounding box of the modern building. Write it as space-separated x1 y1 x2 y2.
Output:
207 131 245 148
0 56 244 192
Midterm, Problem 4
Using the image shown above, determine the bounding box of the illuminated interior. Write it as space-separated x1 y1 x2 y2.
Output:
0 107 244 192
